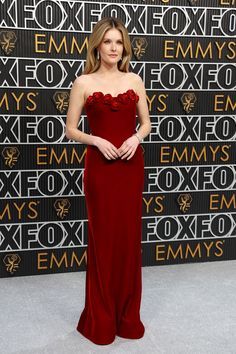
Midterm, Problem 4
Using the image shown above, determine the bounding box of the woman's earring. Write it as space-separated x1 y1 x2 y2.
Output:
97 51 100 60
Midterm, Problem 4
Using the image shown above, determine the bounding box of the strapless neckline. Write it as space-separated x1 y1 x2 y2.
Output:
85 89 139 106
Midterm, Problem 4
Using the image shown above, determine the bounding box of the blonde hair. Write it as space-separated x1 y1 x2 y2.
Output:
82 17 132 74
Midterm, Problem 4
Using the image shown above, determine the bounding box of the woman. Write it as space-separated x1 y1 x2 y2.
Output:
66 16 151 345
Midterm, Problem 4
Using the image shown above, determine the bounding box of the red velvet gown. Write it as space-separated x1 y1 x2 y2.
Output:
76 89 145 345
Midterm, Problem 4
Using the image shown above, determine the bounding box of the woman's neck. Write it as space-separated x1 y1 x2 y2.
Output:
96 62 120 76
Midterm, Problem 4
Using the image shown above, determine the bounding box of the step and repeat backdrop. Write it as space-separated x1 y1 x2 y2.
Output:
0 0 235 277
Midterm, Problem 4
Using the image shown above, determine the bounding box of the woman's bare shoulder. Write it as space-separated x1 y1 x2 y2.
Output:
72 75 94 99
127 72 142 82
124 72 143 86
73 74 93 86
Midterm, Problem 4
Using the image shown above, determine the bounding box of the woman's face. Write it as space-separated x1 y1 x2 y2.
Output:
98 28 124 65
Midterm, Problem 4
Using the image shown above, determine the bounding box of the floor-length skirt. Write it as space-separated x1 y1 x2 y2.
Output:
77 145 145 345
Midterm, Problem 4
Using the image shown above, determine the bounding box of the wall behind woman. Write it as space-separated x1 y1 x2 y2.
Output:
0 0 235 277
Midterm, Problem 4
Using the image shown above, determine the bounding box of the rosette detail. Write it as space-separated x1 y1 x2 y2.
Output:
85 89 139 110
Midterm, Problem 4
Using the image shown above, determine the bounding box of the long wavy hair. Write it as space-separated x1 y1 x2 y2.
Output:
82 17 132 74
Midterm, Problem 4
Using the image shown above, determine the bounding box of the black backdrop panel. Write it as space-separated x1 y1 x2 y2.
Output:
0 0 235 277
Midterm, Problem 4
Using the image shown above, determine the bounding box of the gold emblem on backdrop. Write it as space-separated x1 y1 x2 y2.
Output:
180 93 197 113
54 198 71 218
0 31 17 55
188 0 198 5
3 254 21 274
2 147 20 168
131 37 148 60
177 194 192 213
53 91 69 113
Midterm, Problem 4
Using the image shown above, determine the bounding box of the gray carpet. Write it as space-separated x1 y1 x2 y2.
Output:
1 260 236 354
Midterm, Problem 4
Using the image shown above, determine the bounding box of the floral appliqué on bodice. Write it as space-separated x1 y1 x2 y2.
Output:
85 89 139 111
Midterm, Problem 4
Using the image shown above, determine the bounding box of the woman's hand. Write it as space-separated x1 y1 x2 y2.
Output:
94 136 120 160
118 135 140 160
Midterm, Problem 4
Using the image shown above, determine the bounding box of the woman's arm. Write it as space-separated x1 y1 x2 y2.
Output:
66 75 120 159
65 76 98 146
133 74 152 141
